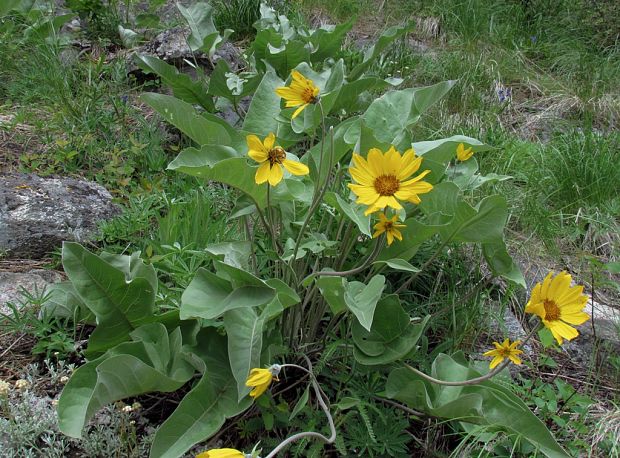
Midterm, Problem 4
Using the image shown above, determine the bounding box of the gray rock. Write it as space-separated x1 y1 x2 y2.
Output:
0 173 120 258
134 27 241 71
0 269 63 314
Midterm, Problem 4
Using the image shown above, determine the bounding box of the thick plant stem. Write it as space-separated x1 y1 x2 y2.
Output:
264 359 336 458
290 104 333 273
405 323 541 386
302 236 384 284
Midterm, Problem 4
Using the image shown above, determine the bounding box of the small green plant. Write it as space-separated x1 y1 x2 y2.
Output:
0 288 77 360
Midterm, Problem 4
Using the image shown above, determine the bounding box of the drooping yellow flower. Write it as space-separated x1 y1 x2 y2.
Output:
525 271 590 345
456 143 474 161
372 213 405 245
275 70 320 119
483 338 524 369
247 133 309 186
196 449 245 458
348 146 433 216
245 364 281 399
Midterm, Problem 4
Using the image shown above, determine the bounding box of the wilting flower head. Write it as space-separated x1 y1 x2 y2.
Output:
483 338 523 369
247 133 309 186
196 449 249 458
456 143 474 161
275 70 320 119
525 271 590 345
245 364 281 399
348 146 433 215
372 213 405 245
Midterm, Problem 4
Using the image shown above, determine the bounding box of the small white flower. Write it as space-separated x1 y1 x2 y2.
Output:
51 399 59 407
60 376 69 384
14 379 30 391
0 380 10 397
129 420 136 425
122 405 133 413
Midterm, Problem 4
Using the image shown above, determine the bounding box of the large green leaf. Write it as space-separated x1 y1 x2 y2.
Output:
352 296 429 365
482 241 526 287
413 136 493 183
348 23 413 81
316 276 347 314
308 21 353 63
376 219 438 262
385 354 570 458
141 93 231 146
324 192 371 236
177 2 220 52
344 275 386 332
242 69 285 137
61 243 156 357
208 59 261 103
303 116 356 183
332 77 400 114
58 324 195 438
180 267 275 320
362 81 455 144
224 306 269 400
150 329 251 458
167 152 270 208
204 241 252 270
251 29 310 78
134 55 214 111
0 0 34 15
419 183 508 243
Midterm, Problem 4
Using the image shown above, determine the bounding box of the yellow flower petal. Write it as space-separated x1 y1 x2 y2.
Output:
291 103 307 119
282 158 309 176
267 163 284 186
196 448 245 458
255 161 271 184
248 148 268 163
264 132 276 150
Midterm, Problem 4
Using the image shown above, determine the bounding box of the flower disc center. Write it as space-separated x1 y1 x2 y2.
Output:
374 174 400 196
303 87 318 103
543 299 560 321
268 147 286 166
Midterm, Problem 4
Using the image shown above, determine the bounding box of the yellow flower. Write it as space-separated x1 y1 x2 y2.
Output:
525 271 590 345
275 70 320 119
483 338 524 369
247 133 309 186
196 449 245 458
456 143 474 161
372 213 405 245
348 146 433 216
245 364 281 399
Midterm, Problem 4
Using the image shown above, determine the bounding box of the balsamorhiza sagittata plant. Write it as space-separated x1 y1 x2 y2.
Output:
54 17 583 455
525 271 590 344
275 70 320 119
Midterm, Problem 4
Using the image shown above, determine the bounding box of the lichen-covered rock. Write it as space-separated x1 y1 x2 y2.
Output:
0 173 120 258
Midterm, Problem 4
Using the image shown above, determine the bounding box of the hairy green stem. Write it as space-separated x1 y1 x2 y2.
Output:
264 360 336 458
405 323 541 386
